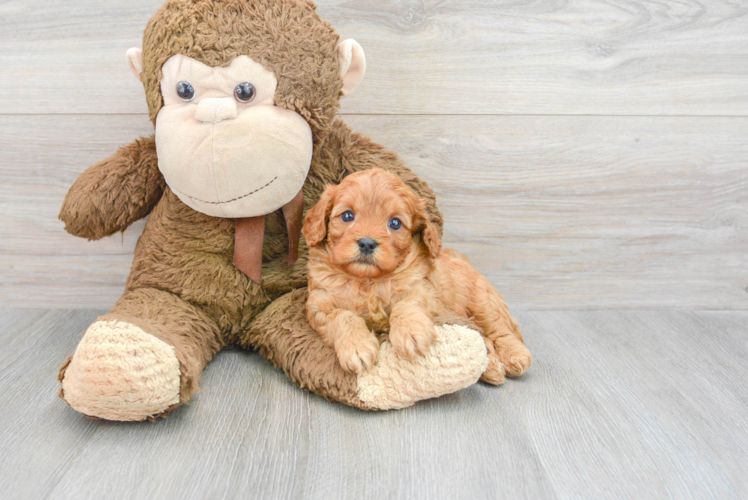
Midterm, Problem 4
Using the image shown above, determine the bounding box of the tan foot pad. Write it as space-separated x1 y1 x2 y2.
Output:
61 320 181 421
356 324 488 410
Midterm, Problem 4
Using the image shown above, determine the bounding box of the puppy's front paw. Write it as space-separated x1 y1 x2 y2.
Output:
389 323 435 360
335 332 380 374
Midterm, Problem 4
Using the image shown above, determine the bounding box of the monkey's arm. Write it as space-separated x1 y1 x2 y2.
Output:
59 136 165 240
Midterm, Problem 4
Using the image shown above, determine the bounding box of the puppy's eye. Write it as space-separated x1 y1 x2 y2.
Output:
176 81 195 102
341 211 354 223
388 218 402 230
234 82 256 103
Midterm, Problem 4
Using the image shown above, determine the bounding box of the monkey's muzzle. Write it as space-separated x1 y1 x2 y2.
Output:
156 103 312 218
155 101 314 283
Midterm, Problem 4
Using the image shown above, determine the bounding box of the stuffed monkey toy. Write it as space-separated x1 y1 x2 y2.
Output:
57 0 491 421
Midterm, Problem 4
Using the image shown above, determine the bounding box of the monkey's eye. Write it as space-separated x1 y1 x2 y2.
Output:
176 81 195 102
234 82 256 103
341 211 354 223
388 218 402 230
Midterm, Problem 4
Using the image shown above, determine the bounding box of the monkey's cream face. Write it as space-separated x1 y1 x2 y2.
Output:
154 54 313 218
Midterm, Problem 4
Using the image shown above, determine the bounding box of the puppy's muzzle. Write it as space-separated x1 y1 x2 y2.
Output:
357 237 378 255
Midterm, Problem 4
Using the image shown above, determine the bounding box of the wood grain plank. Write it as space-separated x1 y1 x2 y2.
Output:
346 114 748 310
1 0 746 116
0 309 553 500
0 309 105 500
2 114 746 309
300 387 556 500
1 310 746 499
48 351 315 500
47 355 557 500
512 310 748 499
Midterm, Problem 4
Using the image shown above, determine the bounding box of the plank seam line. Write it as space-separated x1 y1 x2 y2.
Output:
1 113 748 118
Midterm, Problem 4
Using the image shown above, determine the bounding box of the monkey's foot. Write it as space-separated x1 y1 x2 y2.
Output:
59 320 181 421
356 324 488 410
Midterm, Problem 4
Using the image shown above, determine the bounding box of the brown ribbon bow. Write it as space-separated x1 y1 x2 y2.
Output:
233 189 304 284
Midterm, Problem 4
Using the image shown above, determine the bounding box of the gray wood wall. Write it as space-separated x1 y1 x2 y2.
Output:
1 0 747 310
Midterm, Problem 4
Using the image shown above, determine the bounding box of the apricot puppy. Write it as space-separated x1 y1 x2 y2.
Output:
302 168 531 383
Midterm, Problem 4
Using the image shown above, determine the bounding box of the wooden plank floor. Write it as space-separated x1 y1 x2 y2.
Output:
0 309 745 499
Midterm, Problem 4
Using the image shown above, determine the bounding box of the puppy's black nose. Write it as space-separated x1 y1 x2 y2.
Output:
357 237 378 255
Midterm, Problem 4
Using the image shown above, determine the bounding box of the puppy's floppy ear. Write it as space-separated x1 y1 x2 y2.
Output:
303 185 336 247
415 202 442 259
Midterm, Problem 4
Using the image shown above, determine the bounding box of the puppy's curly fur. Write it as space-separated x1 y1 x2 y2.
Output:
303 168 531 382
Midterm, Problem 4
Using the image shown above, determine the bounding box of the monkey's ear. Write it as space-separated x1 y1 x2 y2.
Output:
337 40 366 96
302 185 337 247
126 48 143 80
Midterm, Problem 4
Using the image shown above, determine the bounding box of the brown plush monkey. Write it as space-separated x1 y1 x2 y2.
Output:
57 0 490 421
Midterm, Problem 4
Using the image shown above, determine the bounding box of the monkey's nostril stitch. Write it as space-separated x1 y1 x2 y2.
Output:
357 238 378 255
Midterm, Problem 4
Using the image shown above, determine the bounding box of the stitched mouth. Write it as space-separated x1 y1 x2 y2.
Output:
172 176 277 205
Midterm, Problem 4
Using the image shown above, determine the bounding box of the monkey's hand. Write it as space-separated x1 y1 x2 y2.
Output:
59 136 165 240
